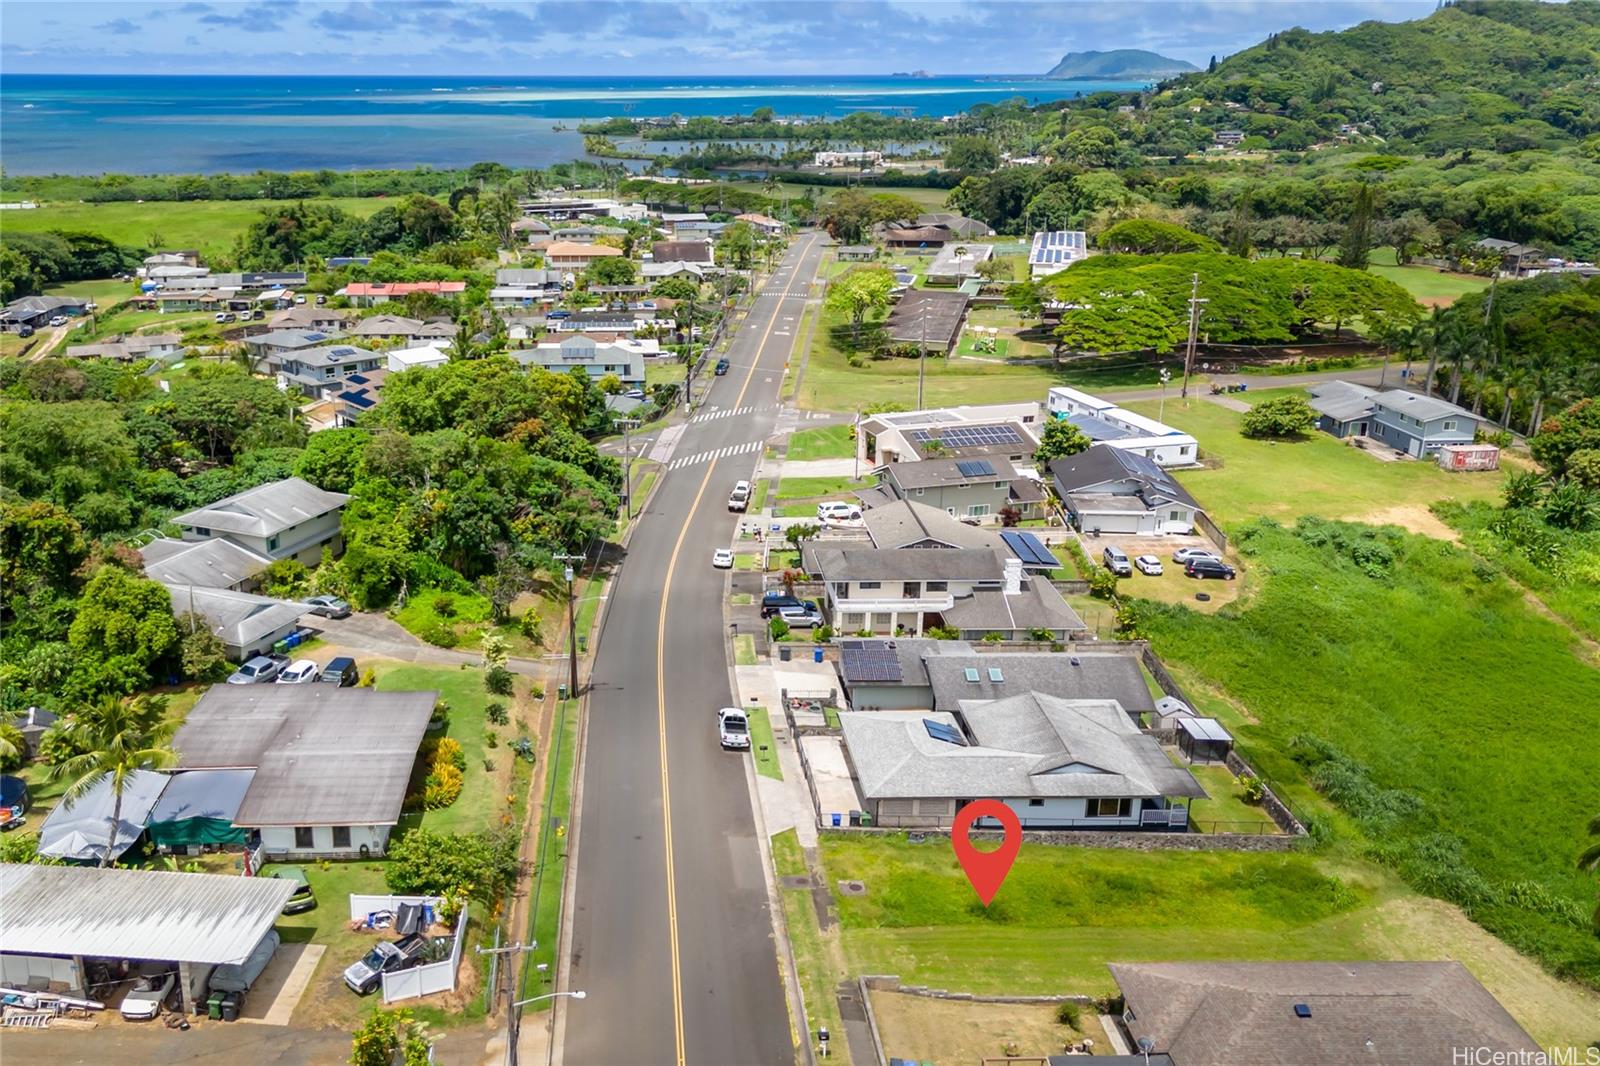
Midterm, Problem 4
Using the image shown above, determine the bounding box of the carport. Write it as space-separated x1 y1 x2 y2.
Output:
0 863 294 1015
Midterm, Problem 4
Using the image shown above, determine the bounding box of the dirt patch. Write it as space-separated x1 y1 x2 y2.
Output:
1359 895 1600 1048
868 992 1105 1063
1354 505 1461 543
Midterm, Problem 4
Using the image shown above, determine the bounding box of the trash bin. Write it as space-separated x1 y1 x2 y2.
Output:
813 647 824 663
848 810 862 827
220 992 242 1022
558 684 568 700
831 813 842 828
860 812 872 827
206 992 225 1020
779 646 792 662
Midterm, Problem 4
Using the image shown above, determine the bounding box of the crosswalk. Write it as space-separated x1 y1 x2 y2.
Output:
666 439 763 471
689 404 771 424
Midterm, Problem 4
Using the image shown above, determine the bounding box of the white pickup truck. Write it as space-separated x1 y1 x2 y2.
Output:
728 480 752 512
226 653 289 685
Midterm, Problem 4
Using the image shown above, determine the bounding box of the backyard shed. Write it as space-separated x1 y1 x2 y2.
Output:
145 769 255 851
1176 717 1234 764
36 768 169 864
1436 443 1500 472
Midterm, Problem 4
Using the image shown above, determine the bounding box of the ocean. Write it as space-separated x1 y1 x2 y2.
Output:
0 74 1147 176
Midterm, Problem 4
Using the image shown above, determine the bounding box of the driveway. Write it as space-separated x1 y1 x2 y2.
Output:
303 613 549 678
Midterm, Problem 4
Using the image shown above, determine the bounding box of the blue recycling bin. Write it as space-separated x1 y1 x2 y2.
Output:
813 647 824 663
831 813 842 828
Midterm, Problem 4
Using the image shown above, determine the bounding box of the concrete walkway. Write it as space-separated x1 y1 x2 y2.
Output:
736 662 839 848
1204 393 1252 413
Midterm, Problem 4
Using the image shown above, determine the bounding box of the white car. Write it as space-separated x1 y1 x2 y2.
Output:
119 970 175 1020
48 315 68 327
712 548 735 569
276 659 321 684
816 501 862 523
1172 546 1220 565
1134 555 1164 576
718 707 750 750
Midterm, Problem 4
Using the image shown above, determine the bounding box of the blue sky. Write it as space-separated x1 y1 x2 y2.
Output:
3 1 1438 76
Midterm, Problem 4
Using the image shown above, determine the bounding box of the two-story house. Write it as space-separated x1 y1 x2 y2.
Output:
171 476 350 566
514 334 647 384
1046 385 1199 467
245 329 346 368
1050 445 1203 535
348 315 455 346
878 457 1045 522
276 344 384 398
545 241 624 272
1307 382 1481 457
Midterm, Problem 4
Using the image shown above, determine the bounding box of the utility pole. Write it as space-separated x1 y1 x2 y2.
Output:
616 417 640 520
1157 368 1171 423
552 552 585 698
476 939 537 1066
1180 272 1207 403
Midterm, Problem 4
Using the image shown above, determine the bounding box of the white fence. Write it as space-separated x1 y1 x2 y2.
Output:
383 906 469 1004
348 894 443 921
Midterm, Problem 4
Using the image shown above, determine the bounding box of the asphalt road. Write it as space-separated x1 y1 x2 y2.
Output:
563 234 828 1066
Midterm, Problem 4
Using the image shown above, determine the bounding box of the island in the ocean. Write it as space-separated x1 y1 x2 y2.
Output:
1043 49 1197 79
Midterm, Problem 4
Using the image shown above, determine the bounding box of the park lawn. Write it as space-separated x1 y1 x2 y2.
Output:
1140 518 1600 990
746 707 781 780
2 196 386 257
1121 389 1504 528
785 423 854 461
1365 248 1489 306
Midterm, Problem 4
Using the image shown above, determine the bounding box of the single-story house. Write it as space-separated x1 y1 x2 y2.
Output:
65 333 183 361
145 768 255 851
879 456 1044 522
883 225 954 250
387 343 450 372
171 476 349 564
514 334 646 384
36 768 170 863
144 250 202 269
141 536 272 592
1 295 90 330
815 150 882 168
1475 238 1544 277
1029 230 1089 278
734 212 786 237
672 220 728 240
917 212 992 239
924 241 994 286
1046 386 1199 467
9 706 57 756
650 239 714 265
0 864 295 1015
839 693 1205 829
642 261 707 283
858 403 1042 467
164 585 307 661
173 685 438 860
495 267 564 291
348 314 455 345
837 245 879 262
343 281 467 307
545 241 624 271
1050 446 1203 535
511 217 552 238
545 309 640 334
1307 382 1481 457
885 289 971 353
1108 961 1539 1066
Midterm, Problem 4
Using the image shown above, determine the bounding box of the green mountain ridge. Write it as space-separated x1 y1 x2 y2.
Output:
1044 49 1198 79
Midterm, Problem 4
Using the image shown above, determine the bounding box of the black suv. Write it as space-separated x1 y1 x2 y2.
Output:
714 358 730 375
761 592 818 619
1185 558 1237 580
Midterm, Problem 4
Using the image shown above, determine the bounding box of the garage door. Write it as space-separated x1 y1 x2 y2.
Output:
1081 511 1144 535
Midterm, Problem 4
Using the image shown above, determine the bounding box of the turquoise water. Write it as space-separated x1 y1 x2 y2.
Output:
0 74 1146 175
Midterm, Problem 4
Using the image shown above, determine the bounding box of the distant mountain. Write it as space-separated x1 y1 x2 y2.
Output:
1044 49 1198 80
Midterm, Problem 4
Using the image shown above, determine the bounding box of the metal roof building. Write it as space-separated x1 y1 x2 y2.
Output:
170 477 349 540
1029 230 1089 278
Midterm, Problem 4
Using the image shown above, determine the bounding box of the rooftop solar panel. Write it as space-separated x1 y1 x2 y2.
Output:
840 640 903 683
924 719 967 746
1000 530 1063 570
955 459 996 478
909 425 1024 449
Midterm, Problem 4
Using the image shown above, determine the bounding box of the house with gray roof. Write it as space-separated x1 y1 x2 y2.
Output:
1 294 90 330
141 536 272 592
274 343 384 398
1306 382 1482 456
244 329 345 366
879 457 1045 522
839 692 1204 829
1050 445 1202 535
348 314 454 344
174 685 438 859
171 476 349 565
163 585 306 662
1108 961 1538 1066
65 332 184 362
269 305 350 332
1306 380 1379 438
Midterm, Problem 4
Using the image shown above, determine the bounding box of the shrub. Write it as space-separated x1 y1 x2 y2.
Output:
982 631 1006 643
481 632 509 670
483 758 496 772
485 665 515 695
486 702 509 726
813 625 833 643
422 623 460 648
385 829 519 902
0 723 25 772
422 763 463 809
484 729 499 749
925 625 960 640
1087 566 1119 599
432 593 458 618
530 684 545 700
512 736 536 762
1240 395 1316 439
519 611 543 643
768 616 790 640
1238 774 1266 804
36 721 88 766
1055 1002 1083 1029
359 667 378 688
434 736 467 772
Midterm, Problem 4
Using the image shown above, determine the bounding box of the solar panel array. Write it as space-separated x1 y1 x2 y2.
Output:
840 640 902 683
924 719 967 746
955 459 996 478
1030 230 1089 266
1000 530 1063 570
908 425 1024 449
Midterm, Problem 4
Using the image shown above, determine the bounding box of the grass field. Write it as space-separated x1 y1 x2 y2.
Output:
43 277 143 308
731 181 951 210
3 196 387 257
1124 389 1505 528
785 423 854 461
775 474 876 500
1366 248 1490 306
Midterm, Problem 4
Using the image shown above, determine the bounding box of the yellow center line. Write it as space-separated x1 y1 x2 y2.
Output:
655 234 815 1066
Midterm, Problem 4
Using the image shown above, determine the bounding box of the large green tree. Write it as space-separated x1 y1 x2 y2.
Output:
824 266 896 347
66 566 180 697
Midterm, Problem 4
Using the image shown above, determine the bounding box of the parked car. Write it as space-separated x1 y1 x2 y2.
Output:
1185 558 1237 580
294 294 307 304
303 594 352 619
276 659 321 684
270 866 317 915
727 480 751 512
712 548 735 569
1172 546 1219 565
226 653 289 685
214 312 234 323
778 605 824 629
47 315 68 327
1102 546 1133 577
1134 555 1164 576
344 933 427 995
211 929 281 998
17 325 34 338
315 294 327 306
714 358 730 376
718 707 750 750
319 656 360 687
761 592 818 619
120 968 176 1020
817 501 862 523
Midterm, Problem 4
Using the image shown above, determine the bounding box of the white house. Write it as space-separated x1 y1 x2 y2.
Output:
171 476 349 564
1029 230 1089 278
387 343 451 372
1050 445 1203 535
515 334 648 384
815 150 883 167
1046 386 1199 467
857 403 1043 468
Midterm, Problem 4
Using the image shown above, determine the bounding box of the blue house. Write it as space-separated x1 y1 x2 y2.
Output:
1308 382 1480 457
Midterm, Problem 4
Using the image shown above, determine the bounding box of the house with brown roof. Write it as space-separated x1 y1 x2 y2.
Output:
546 242 624 271
650 240 714 265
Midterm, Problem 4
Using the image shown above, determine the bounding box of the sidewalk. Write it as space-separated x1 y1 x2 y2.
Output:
777 457 862 479
736 661 838 849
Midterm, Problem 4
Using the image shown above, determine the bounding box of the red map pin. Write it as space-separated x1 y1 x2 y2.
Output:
951 799 1021 906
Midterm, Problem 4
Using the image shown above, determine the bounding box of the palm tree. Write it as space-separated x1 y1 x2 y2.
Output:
49 695 178 868
1578 813 1600 933
1419 307 1444 396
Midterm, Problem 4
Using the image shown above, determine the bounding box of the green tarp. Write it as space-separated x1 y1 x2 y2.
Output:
144 769 253 848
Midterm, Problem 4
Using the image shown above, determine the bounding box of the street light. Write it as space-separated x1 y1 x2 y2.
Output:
1158 368 1172 423
511 989 587 1009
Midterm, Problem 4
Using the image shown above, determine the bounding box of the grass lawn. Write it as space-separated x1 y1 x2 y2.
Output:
1366 248 1489 306
785 423 854 461
746 707 781 780
394 584 496 646
2 196 386 258
645 360 686 387
750 479 771 511
1123 389 1505 529
1182 761 1281 834
769 830 845 1056
523 700 580 1011
776 474 876 501
43 277 143 309
1141 518 1600 989
734 634 758 666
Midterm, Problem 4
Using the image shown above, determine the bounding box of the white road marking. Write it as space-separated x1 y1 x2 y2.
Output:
665 439 764 471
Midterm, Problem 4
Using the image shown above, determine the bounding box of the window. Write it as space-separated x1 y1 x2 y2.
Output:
1028 799 1045 808
926 581 948 592
832 582 849 598
902 582 921 598
994 481 1006 489
267 536 280 552
1169 510 1183 522
914 487 924 496
1180 446 1191 456
193 526 211 537
968 504 990 517
838 613 860 630
1090 798 1131 818
332 826 351 849
294 826 314 849
988 667 1004 682
858 581 881 591
963 667 980 683
871 613 893 627
1442 420 1457 431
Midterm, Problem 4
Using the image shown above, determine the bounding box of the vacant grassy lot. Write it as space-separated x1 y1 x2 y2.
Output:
1366 248 1490 306
1141 518 1600 989
42 277 143 309
785 423 854 461
1122 389 1504 528
3 196 387 257
871 993 1104 1066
